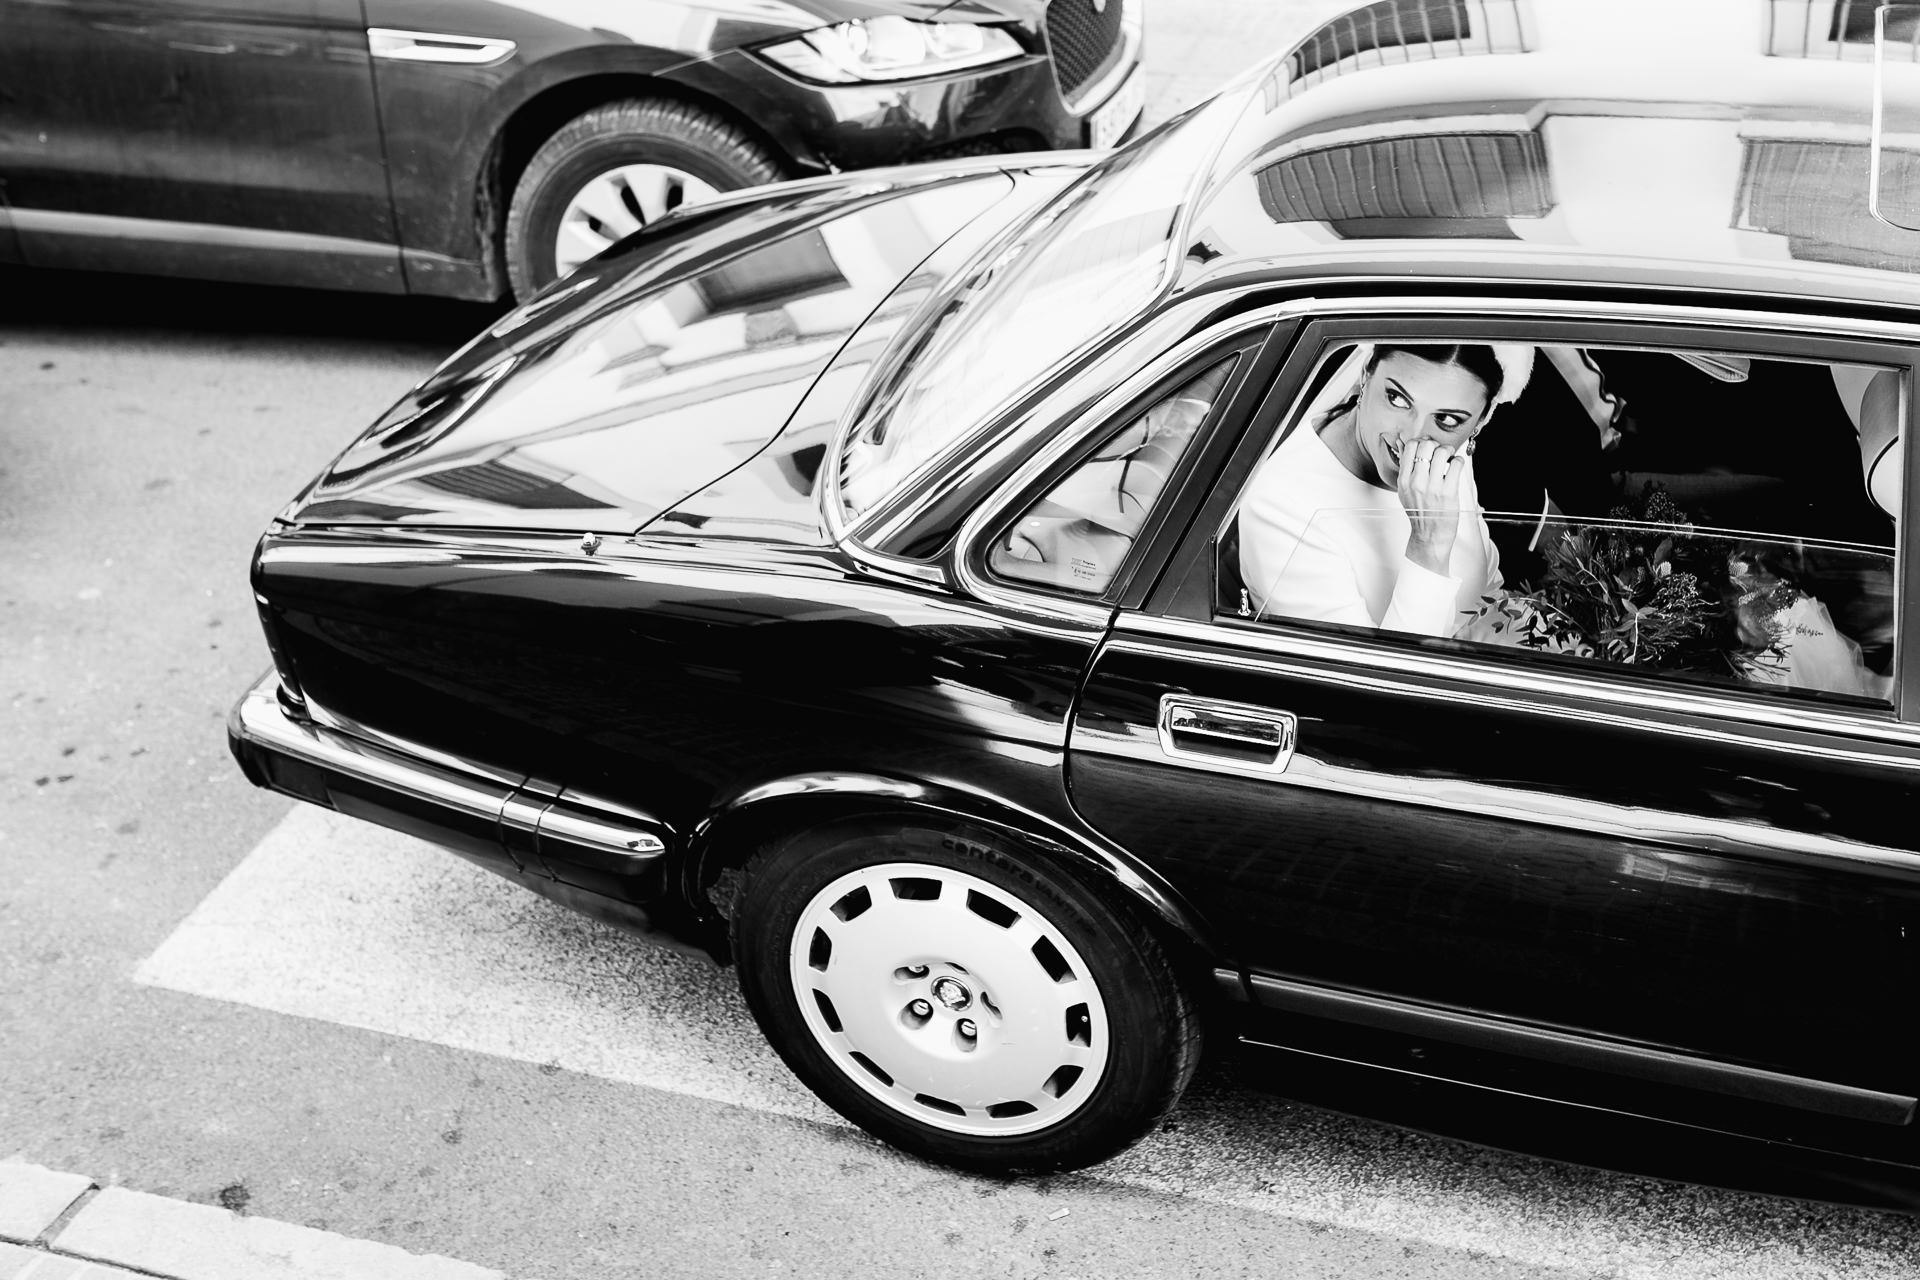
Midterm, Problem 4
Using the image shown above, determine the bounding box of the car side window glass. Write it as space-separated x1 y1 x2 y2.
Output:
1218 339 1900 706
989 356 1239 595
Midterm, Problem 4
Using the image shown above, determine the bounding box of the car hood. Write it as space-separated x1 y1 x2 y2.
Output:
283 160 1062 535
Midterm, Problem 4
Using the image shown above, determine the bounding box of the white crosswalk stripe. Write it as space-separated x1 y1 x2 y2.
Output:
138 806 1920 1280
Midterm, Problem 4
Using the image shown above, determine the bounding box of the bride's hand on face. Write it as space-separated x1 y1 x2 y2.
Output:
1397 437 1471 575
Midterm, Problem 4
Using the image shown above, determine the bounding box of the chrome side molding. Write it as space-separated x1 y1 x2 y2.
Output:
1246 974 1918 1126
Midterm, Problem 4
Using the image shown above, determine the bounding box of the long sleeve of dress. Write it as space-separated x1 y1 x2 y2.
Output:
1240 486 1464 635
1236 425 1502 639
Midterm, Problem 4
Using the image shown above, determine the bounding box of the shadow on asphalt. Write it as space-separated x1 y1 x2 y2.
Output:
0 264 508 347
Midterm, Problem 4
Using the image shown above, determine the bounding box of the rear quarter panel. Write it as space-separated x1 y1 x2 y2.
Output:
256 530 1101 871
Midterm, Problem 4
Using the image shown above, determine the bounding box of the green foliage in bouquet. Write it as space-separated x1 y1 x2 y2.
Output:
1485 485 1796 674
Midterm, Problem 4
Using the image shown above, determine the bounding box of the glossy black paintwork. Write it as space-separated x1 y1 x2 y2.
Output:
653 164 1083 544
252 527 1108 942
230 1 1920 1198
292 167 1023 529
1070 641 1920 1093
0 0 1097 298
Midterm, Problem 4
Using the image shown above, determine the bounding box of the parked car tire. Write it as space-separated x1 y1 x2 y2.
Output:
732 818 1202 1173
504 98 788 301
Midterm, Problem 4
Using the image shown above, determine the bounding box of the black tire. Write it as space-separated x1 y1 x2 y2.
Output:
503 98 787 302
732 818 1202 1174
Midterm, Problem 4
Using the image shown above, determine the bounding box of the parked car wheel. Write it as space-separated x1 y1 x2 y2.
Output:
732 820 1201 1173
504 98 787 301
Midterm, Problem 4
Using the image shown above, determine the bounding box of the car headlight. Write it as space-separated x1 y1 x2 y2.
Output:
759 17 1023 84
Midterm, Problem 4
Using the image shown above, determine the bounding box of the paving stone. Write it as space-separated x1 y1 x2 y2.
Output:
0 1240 150 1280
50 1188 505 1280
0 1165 93 1245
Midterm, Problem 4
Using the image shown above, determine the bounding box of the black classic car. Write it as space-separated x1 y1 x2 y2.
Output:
232 0 1920 1197
0 0 1143 301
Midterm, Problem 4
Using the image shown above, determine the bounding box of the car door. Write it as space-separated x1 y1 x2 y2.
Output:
1066 298 1920 1130
0 0 400 289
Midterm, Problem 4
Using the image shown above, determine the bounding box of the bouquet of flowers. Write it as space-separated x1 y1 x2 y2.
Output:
1480 485 1796 676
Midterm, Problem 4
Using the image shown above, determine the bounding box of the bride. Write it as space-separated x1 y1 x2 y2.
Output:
1238 342 1531 637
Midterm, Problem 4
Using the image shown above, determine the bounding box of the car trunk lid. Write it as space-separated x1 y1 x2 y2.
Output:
280 164 1038 535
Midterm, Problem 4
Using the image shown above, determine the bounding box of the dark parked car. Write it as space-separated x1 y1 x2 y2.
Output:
0 0 1144 301
232 0 1920 1198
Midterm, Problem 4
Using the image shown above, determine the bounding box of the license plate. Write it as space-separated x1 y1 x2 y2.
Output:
1088 67 1144 150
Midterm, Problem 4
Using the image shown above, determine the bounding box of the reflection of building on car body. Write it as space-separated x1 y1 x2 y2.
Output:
229 0 1920 1200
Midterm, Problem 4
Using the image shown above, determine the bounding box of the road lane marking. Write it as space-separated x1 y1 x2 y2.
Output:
137 806 832 1126
138 806 1920 1279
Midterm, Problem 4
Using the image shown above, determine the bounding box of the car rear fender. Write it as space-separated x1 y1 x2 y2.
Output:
685 772 1226 982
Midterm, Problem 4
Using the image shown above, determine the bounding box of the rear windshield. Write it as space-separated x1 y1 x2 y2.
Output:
832 92 1248 526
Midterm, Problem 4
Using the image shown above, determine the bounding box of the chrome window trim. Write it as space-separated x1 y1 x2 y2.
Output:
1218 289 1920 355
847 295 1230 556
1112 612 1920 760
842 285 1920 654
947 305 1293 626
1082 623 1920 874
1168 291 1919 728
845 543 949 587
827 107 1243 552
832 283 1920 572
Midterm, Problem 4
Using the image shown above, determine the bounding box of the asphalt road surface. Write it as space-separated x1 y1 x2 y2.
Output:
8 4 1920 1278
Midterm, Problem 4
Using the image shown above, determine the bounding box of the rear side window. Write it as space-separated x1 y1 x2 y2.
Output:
990 357 1239 595
833 95 1247 524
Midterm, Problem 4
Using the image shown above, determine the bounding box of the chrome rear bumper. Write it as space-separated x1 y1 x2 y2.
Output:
228 670 671 900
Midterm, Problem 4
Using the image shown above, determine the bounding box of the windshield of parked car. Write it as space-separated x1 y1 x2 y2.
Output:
832 88 1251 529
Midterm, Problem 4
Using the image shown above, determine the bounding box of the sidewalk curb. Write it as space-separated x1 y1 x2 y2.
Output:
0 1164 504 1280
0 1164 91 1243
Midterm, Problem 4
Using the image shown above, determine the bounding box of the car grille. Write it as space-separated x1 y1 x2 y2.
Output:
1046 0 1126 101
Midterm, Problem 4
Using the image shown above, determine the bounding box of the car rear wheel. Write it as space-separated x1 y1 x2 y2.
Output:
732 820 1201 1173
503 98 787 301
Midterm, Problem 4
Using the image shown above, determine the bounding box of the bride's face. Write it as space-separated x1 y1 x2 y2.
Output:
1354 352 1492 486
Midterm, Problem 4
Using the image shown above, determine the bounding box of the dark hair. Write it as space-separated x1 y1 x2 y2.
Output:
1364 343 1503 403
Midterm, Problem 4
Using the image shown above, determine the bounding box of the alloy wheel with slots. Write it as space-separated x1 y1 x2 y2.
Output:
733 820 1201 1173
790 861 1112 1135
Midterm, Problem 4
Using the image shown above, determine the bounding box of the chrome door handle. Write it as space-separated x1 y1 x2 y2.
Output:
1156 695 1297 772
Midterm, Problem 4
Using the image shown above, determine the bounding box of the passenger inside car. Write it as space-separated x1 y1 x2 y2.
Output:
990 358 1238 593
1223 339 1900 704
1234 342 1529 636
1483 348 1893 553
